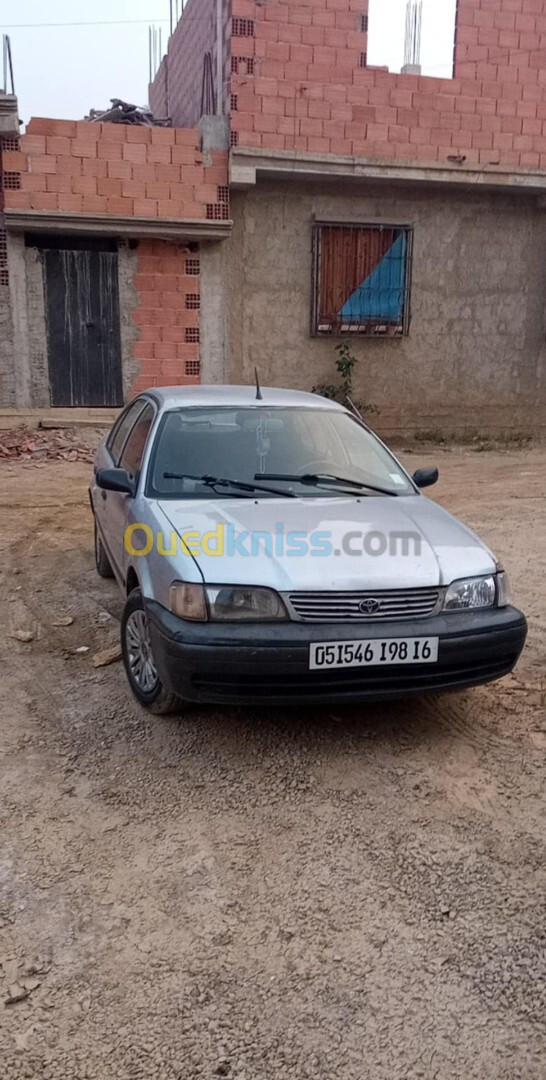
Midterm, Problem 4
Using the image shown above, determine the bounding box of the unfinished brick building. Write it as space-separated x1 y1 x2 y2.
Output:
2 0 546 436
150 0 546 437
0 114 229 419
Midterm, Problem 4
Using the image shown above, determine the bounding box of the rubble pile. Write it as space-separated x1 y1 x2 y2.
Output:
0 427 95 463
85 98 171 127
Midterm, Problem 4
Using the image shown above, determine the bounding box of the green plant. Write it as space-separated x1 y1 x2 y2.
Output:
314 343 379 417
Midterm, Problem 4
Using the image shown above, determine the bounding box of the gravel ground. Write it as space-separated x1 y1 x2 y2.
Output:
0 446 545 1079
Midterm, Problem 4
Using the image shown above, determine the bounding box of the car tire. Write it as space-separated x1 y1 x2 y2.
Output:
94 517 114 578
121 588 183 715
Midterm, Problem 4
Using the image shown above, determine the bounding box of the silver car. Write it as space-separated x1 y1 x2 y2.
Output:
90 386 527 714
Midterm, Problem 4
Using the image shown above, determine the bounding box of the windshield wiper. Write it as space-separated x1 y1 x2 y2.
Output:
163 472 296 498
256 473 399 497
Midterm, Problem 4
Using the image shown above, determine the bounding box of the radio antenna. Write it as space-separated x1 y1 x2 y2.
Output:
254 367 263 400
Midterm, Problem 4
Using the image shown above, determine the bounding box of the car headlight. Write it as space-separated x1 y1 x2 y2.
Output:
170 582 287 622
206 585 288 621
443 574 502 611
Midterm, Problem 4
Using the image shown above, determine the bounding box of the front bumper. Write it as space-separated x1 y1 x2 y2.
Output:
145 601 527 705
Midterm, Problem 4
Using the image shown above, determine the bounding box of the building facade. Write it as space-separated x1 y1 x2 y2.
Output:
0 115 229 416
2 0 546 437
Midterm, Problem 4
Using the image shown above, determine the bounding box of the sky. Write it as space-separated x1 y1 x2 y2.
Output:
1 0 457 127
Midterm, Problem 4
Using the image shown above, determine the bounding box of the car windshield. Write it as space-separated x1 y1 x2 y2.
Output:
146 406 415 499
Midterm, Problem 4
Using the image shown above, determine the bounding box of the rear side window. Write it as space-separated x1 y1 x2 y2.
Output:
119 404 155 478
107 400 147 465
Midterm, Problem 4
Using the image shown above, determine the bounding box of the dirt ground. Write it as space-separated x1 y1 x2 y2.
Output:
0 444 545 1080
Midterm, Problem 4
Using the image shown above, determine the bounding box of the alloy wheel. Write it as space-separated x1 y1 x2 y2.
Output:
125 609 159 693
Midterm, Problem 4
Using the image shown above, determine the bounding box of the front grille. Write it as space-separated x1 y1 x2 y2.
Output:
286 588 442 622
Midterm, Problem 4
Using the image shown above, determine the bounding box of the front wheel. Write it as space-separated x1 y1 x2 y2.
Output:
121 589 183 715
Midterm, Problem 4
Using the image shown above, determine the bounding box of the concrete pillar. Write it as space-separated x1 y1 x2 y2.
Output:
7 231 33 408
198 115 229 153
197 116 230 385
0 216 16 406
117 241 140 401
24 245 49 407
199 241 228 384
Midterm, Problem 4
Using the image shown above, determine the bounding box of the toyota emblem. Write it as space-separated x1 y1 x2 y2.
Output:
360 598 381 614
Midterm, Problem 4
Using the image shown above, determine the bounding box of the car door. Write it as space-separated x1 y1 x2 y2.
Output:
104 402 156 580
93 399 149 568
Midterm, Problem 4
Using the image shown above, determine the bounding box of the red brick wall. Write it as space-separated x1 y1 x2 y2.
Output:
131 240 201 394
3 119 228 220
454 0 546 80
148 0 546 171
1 120 230 395
149 0 218 128
227 0 546 169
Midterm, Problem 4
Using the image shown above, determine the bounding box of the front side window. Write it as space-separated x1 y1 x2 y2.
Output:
119 403 155 477
147 406 414 499
312 222 412 337
107 399 147 465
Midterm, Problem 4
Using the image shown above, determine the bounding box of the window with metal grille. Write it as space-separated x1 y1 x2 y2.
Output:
230 130 239 147
217 185 229 205
232 17 254 36
360 14 369 32
185 257 200 276
185 327 200 343
1 171 21 190
185 359 200 376
185 293 200 310
206 202 230 221
312 223 412 337
359 51 367 67
230 94 238 112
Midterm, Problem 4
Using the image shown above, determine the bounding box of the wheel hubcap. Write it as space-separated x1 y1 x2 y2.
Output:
126 609 158 693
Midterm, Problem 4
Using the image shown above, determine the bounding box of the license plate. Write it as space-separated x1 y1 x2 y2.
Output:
309 637 439 670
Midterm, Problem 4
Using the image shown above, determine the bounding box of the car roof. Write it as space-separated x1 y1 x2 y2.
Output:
145 385 346 412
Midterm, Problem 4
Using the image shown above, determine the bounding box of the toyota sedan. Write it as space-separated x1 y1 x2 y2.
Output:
90 386 527 713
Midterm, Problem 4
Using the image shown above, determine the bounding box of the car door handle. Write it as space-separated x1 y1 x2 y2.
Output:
101 490 107 501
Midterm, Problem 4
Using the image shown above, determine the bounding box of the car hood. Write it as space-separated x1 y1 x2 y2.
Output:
158 495 496 591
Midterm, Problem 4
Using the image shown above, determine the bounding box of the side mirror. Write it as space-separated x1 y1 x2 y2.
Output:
96 468 135 496
413 467 439 490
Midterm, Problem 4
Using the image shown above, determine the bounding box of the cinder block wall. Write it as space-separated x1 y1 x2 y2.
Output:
227 0 546 168
3 119 228 220
151 0 546 170
1 120 230 400
149 0 218 127
224 179 546 439
131 239 201 393
454 0 546 79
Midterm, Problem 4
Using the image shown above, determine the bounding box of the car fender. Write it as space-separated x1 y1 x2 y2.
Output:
121 498 204 605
